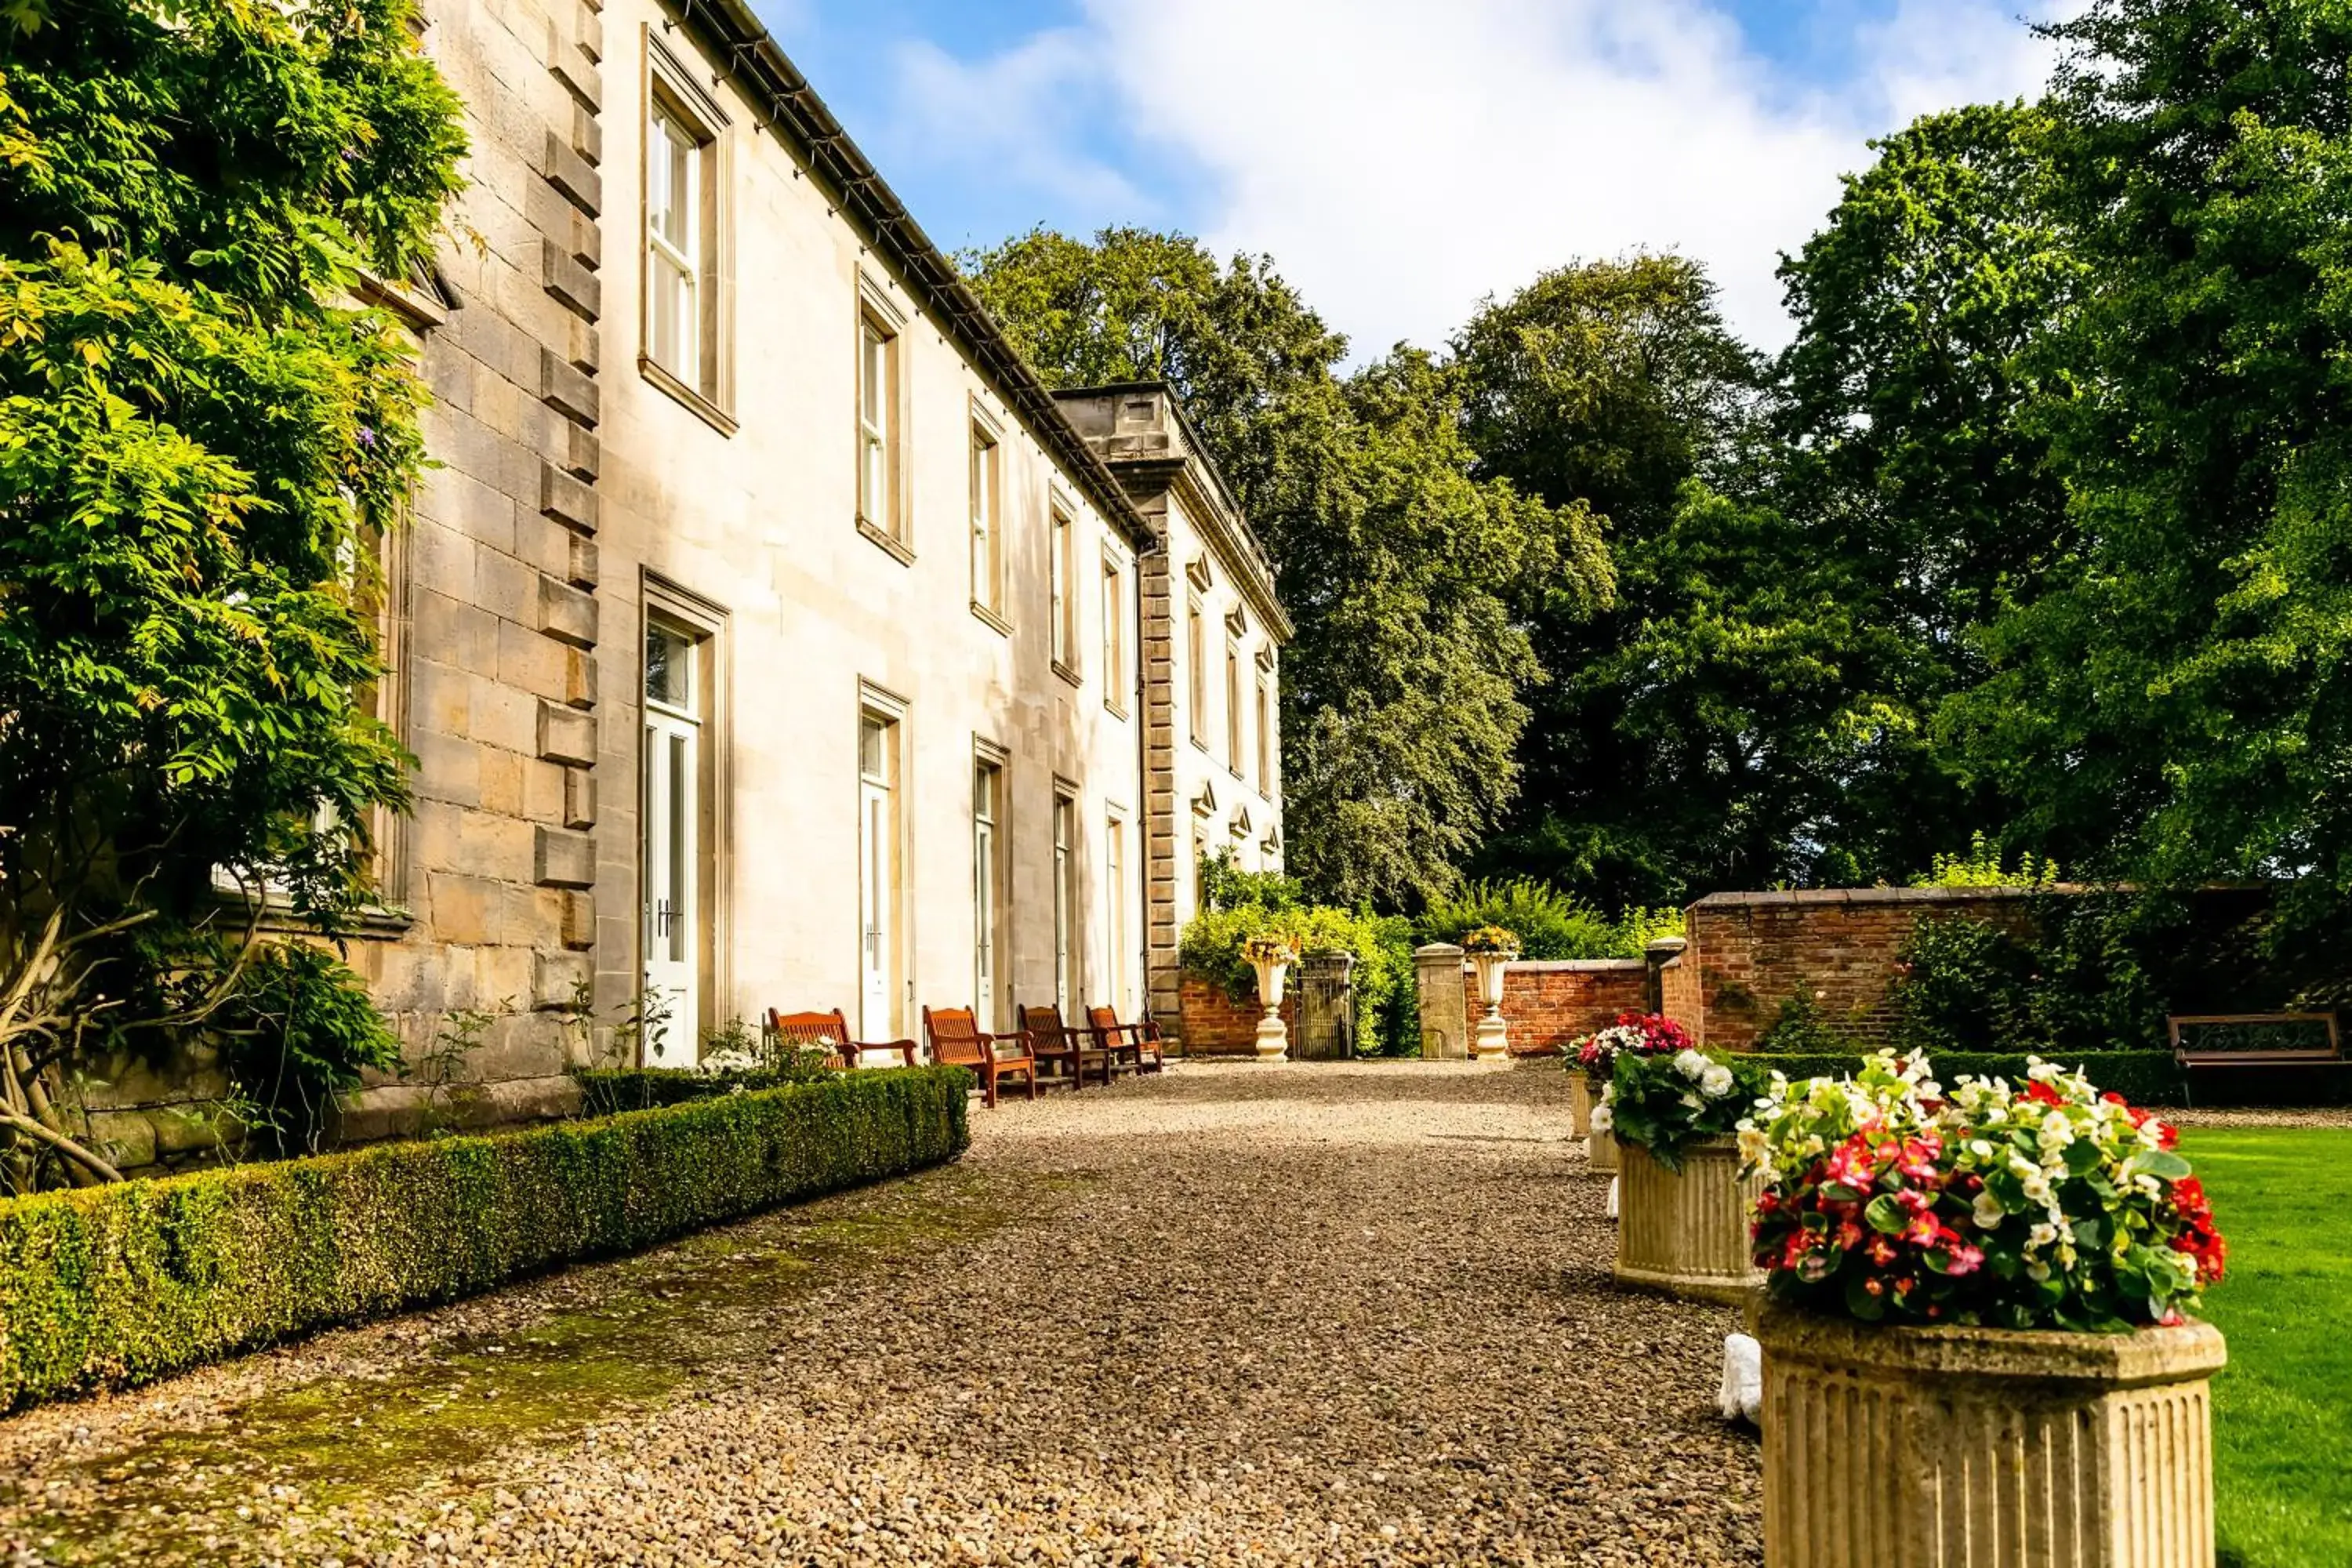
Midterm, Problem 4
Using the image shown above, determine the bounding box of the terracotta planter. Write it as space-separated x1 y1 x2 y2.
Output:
1612 1135 1761 1303
1568 1073 1595 1138
1586 1123 1618 1174
1754 1298 2225 1568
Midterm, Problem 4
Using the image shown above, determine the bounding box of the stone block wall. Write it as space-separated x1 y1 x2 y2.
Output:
1461 961 1649 1057
1178 974 1294 1055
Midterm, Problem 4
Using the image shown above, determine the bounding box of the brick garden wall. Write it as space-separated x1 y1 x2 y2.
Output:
1462 961 1649 1057
1660 952 1700 1036
1682 888 2042 1052
1178 975 1297 1055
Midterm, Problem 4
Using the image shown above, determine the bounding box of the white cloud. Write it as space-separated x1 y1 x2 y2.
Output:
887 30 1153 218
887 0 2067 354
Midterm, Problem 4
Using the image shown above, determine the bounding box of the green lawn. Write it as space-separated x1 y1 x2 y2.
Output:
2185 1128 2352 1568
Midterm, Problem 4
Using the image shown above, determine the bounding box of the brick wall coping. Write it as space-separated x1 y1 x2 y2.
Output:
1466 958 1647 974
1689 885 2093 911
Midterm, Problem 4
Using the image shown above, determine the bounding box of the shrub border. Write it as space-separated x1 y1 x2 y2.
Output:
0 1066 971 1411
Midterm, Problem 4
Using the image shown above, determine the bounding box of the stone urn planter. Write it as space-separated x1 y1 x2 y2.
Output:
1586 1122 1618 1174
1468 949 1516 1061
1753 1298 2226 1568
1612 1135 1760 1303
1247 954 1291 1062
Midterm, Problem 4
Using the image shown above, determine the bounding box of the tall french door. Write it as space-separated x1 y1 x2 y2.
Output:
974 759 1003 1032
642 625 701 1064
858 712 900 1040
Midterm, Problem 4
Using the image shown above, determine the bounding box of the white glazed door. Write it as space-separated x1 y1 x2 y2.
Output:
642 710 699 1065
859 714 895 1041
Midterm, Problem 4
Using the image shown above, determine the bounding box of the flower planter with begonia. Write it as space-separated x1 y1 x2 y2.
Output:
1608 1048 1770 1301
1566 1012 1686 1142
1741 1051 2228 1568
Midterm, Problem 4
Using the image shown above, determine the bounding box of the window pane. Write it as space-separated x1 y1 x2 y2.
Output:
645 622 694 710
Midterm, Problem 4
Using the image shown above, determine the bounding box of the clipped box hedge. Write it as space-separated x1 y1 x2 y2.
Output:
575 1065 826 1116
0 1065 971 1412
1743 1050 2189 1106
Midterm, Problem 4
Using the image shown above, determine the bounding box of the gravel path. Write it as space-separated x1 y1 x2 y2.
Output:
0 1062 1761 1567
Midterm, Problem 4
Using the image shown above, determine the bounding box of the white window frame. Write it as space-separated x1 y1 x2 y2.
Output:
970 405 1005 623
856 281 909 554
1101 550 1127 715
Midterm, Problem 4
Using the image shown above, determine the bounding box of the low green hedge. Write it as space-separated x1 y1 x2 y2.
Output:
1743 1051 2188 1106
0 1066 971 1412
574 1066 829 1115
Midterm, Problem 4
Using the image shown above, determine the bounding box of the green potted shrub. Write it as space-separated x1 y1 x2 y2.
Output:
1608 1045 1770 1300
1741 1052 2227 1566
1460 924 1520 1059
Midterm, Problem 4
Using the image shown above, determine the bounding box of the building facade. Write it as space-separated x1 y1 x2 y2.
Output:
1054 387 1291 1033
204 0 1293 1148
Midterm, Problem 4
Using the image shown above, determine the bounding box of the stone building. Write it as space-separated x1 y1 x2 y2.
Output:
1054 387 1292 1033
200 0 1294 1146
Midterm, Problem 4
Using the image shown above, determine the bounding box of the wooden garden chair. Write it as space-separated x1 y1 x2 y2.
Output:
920 1006 1037 1109
1086 1004 1167 1076
764 1007 918 1071
1020 1003 1108 1090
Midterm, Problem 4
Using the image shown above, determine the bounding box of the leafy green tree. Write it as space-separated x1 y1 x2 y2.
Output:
0 0 463 1187
965 228 1607 906
1943 0 2352 930
1454 256 1791 906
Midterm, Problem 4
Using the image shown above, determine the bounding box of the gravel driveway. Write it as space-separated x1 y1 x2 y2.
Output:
0 1062 1762 1566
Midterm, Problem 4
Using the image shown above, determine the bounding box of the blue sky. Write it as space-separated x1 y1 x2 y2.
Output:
754 0 2064 352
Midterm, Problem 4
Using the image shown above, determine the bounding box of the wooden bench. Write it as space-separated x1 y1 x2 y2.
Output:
764 1007 917 1071
921 1005 1037 1109
2169 1012 2343 1105
1086 1004 1166 1076
1018 1004 1104 1091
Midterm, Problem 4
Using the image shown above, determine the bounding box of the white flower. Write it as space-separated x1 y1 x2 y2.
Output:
1972 1190 2006 1230
1673 1049 1709 1081
1590 1103 1613 1134
2026 1261 2051 1283
1700 1063 1735 1099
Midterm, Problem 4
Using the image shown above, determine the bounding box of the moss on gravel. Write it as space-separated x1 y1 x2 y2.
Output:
9 1164 1035 1566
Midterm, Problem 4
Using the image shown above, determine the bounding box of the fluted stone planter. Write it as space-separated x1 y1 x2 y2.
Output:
1568 1073 1595 1138
1754 1299 2225 1568
1612 1135 1761 1302
1586 1123 1617 1173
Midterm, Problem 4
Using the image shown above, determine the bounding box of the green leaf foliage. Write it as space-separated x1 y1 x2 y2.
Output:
0 1067 971 1411
0 0 465 1179
1940 3 2352 933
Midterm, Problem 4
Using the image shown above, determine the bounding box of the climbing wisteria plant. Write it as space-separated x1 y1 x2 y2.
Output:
1740 1052 2223 1332
0 0 466 1188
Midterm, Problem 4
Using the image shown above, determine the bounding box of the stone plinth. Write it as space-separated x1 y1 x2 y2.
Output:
1587 1125 1618 1174
1613 1135 1761 1302
1414 943 1468 1059
1754 1300 2225 1568
1568 1073 1595 1138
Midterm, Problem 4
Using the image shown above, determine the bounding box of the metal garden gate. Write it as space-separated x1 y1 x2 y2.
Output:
1295 950 1356 1060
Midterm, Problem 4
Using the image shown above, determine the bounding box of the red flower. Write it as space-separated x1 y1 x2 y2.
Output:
2020 1080 2068 1109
